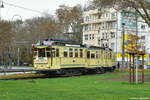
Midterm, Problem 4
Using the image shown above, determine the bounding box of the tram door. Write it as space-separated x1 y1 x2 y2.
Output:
46 47 52 68
86 51 90 67
50 48 60 69
46 48 58 68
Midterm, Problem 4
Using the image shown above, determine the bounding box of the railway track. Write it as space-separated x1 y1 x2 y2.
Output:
0 68 115 80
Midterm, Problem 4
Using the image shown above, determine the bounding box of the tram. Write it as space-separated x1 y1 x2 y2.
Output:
32 39 116 75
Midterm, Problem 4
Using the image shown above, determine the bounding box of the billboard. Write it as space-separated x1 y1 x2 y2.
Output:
124 34 139 52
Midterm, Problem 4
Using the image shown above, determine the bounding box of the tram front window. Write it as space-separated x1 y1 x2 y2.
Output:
38 48 45 57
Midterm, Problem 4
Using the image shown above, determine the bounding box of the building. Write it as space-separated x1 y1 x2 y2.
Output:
82 8 150 62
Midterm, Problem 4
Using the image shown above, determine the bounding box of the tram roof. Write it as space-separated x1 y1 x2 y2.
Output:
33 39 112 51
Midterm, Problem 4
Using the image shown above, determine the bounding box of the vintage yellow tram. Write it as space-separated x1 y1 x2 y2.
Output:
32 39 116 75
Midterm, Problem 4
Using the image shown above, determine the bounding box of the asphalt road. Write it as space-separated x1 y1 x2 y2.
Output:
0 66 34 76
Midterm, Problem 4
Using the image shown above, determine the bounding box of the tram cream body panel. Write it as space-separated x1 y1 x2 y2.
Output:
53 46 86 69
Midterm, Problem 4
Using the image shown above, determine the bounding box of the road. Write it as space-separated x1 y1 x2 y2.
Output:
0 66 34 76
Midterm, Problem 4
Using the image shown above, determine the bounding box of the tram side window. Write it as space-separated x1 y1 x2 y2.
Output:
52 48 56 57
96 51 99 59
75 49 78 57
46 48 51 57
69 48 73 57
80 49 83 58
56 48 59 57
38 48 45 57
87 51 90 58
64 48 68 57
91 53 95 59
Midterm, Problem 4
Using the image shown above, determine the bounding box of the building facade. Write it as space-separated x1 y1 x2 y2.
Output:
82 8 150 62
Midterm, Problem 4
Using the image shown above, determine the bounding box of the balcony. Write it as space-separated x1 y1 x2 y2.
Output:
81 18 117 25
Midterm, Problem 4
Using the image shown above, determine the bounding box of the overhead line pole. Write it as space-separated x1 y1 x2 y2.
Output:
121 23 125 72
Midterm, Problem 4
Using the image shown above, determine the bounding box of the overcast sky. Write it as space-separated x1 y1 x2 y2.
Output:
1 0 90 21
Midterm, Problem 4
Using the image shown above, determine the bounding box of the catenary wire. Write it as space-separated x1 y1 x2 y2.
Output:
3 1 43 14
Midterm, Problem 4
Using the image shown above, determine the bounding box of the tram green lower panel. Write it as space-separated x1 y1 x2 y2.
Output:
60 64 85 68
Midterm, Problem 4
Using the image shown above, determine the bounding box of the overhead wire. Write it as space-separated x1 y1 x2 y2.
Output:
3 1 43 14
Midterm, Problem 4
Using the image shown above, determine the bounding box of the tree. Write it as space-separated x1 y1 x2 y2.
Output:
11 15 62 64
0 21 13 54
40 19 62 39
92 0 150 26
0 20 14 65
56 5 83 43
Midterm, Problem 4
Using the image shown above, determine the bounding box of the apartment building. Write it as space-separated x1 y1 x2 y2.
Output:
82 8 150 62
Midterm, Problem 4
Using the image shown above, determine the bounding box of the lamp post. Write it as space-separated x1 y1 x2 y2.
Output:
0 0 4 20
17 48 20 66
135 12 138 84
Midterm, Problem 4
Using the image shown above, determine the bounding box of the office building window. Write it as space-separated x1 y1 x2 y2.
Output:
89 34 92 40
92 34 94 40
84 34 88 40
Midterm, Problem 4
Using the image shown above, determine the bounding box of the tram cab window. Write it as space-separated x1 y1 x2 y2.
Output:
64 48 68 57
69 48 73 57
33 48 38 57
75 49 78 57
38 48 45 57
33 51 38 58
87 51 90 58
80 49 83 58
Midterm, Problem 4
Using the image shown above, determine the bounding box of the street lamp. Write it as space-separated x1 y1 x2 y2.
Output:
11 14 23 24
0 0 4 8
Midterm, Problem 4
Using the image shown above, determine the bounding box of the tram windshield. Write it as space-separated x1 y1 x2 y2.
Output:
33 47 59 58
38 48 45 57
